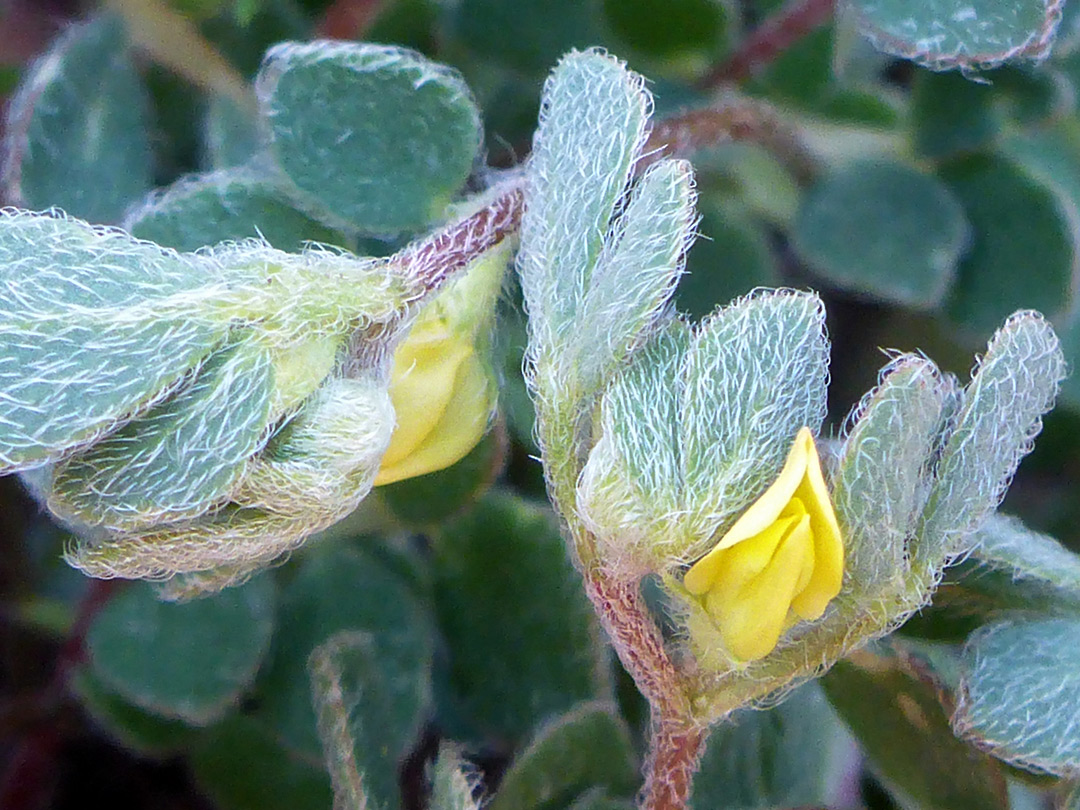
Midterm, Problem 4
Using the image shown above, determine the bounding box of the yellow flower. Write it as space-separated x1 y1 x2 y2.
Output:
682 427 844 661
373 244 505 486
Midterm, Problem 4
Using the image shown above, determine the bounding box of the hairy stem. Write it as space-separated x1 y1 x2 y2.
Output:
641 719 707 810
698 0 836 87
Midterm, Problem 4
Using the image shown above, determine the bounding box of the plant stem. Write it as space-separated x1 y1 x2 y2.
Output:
698 0 836 87
641 719 706 810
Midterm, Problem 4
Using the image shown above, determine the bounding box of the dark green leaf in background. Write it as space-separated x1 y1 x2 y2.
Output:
943 155 1078 335
693 682 854 810
380 428 504 528
203 94 261 170
257 544 434 760
677 202 779 320
72 668 199 757
956 618 1080 775
911 70 1001 160
488 702 639 810
793 160 968 308
256 41 482 234
822 645 1009 810
3 14 152 223
191 714 333 810
308 631 402 810
443 0 608 77
87 575 276 725
602 0 732 62
125 168 343 252
431 493 609 746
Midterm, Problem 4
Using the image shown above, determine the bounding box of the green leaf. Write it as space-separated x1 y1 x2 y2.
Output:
431 492 607 745
847 0 1062 71
257 544 434 760
1061 314 1080 411
575 158 696 392
445 0 608 76
0 211 232 470
3 14 153 223
972 512 1080 596
49 340 275 531
602 0 732 60
126 168 342 252
71 667 199 756
693 682 854 810
380 428 503 528
256 41 482 234
793 160 968 308
916 311 1065 563
943 155 1079 336
956 618 1080 774
676 203 779 320
833 355 954 590
681 290 829 541
0 313 226 472
191 715 333 810
431 745 481 810
308 632 402 810
87 576 276 725
518 49 649 364
488 703 639 810
910 68 1002 160
822 646 1009 810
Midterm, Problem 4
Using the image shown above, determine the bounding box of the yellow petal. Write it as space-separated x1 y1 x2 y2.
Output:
374 349 492 485
378 332 470 470
789 432 844 619
711 426 814 552
691 510 799 601
710 512 813 661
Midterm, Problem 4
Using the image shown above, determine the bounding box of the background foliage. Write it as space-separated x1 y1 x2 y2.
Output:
1 0 1079 808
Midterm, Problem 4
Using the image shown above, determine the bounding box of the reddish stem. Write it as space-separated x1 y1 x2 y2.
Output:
698 0 836 87
316 0 386 39
402 186 524 292
641 720 706 810
0 579 121 810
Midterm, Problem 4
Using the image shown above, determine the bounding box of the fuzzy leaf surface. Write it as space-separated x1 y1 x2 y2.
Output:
87 576 276 725
257 41 481 234
847 0 1062 71
488 703 638 810
956 618 1080 774
49 340 275 530
3 14 152 222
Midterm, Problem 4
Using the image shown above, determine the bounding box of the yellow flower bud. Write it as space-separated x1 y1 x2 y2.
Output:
682 427 844 661
373 244 506 486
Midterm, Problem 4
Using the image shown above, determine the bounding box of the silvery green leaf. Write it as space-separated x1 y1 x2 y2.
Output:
0 312 226 471
49 339 275 531
574 159 696 393
0 209 217 313
833 355 954 591
518 49 649 361
681 290 829 542
916 311 1065 565
2 14 152 223
956 618 1080 775
972 512 1080 596
846 0 1062 71
577 320 689 561
257 41 482 234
